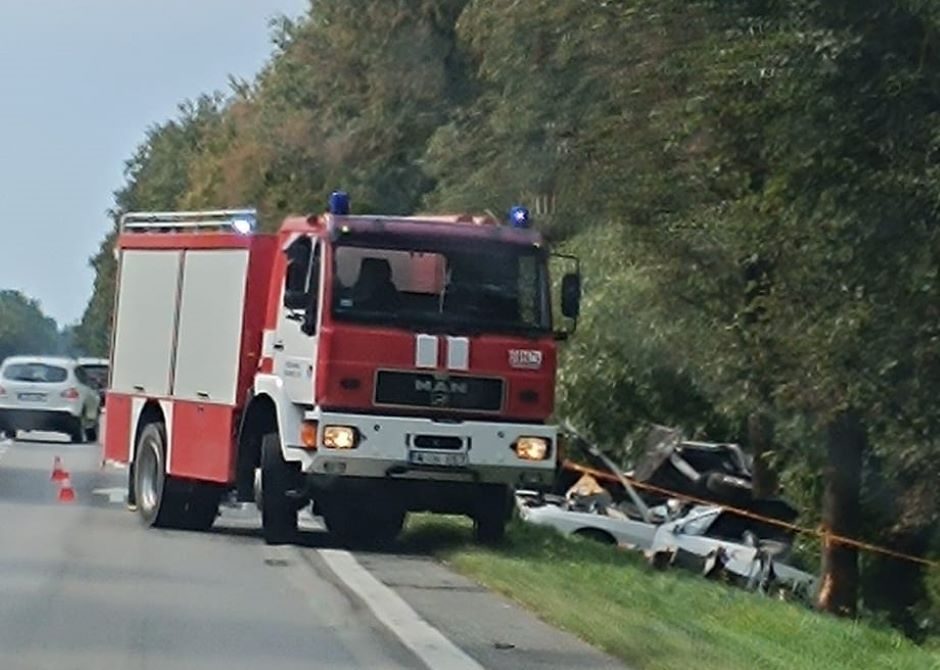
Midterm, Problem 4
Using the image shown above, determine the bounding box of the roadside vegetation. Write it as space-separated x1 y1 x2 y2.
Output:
401 515 939 670
0 290 67 361
75 0 940 650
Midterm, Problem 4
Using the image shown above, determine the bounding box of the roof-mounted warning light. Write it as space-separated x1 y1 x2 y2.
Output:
121 209 258 234
231 216 255 235
508 205 530 229
329 190 350 215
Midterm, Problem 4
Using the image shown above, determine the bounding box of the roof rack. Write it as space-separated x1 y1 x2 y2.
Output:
121 209 258 233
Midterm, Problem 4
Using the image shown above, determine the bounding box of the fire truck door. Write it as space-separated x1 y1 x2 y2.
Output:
274 237 321 405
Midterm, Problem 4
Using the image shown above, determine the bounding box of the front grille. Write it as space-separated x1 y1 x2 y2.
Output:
375 370 504 413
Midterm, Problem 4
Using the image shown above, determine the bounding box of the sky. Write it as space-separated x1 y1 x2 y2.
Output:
0 0 309 326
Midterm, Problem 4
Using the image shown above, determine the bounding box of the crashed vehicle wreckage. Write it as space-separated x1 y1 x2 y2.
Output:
516 424 817 599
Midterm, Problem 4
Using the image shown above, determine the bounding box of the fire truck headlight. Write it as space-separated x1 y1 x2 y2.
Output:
514 437 550 461
323 425 359 450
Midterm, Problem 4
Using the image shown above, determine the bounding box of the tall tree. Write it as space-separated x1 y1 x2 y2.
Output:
74 96 225 356
0 291 59 361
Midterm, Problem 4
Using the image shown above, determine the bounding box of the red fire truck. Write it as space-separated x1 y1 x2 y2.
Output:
103 193 581 544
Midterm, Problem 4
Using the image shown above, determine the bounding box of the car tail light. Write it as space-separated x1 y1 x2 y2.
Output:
0 386 6 397
61 388 80 400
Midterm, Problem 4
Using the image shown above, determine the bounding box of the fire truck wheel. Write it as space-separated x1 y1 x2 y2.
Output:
177 485 221 532
134 422 184 528
473 486 511 545
253 468 263 512
261 431 298 544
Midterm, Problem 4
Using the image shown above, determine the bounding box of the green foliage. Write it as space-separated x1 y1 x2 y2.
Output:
402 515 940 670
75 0 940 639
0 291 60 361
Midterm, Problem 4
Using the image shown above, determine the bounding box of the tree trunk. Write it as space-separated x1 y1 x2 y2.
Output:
817 411 865 616
861 528 930 640
746 411 778 498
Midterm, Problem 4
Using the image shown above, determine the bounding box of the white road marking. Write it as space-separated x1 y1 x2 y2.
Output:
32 474 480 670
318 549 486 670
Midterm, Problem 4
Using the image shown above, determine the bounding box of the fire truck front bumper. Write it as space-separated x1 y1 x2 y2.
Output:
287 411 557 487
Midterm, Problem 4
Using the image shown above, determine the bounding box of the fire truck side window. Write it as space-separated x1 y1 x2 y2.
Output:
306 243 321 330
284 237 312 309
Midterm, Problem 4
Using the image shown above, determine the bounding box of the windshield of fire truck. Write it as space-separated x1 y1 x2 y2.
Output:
332 241 550 336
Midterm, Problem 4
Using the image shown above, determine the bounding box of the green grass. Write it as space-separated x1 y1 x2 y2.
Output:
399 516 940 670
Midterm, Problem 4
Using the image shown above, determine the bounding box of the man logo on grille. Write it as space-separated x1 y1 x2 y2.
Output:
416 378 468 407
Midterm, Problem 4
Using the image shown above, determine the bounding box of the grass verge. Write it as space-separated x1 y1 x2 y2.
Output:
399 515 940 670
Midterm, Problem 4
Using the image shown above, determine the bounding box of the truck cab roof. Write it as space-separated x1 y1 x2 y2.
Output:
280 213 545 247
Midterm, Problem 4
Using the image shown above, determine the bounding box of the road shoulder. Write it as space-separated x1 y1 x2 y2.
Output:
347 551 626 670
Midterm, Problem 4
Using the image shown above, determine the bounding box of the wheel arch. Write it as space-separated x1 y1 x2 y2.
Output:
135 400 165 435
235 392 279 501
573 527 618 546
128 400 165 505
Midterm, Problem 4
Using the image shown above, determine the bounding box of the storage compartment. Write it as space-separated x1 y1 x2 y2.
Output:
173 250 250 405
110 250 182 396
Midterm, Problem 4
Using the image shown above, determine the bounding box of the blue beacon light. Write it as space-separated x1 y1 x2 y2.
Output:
508 205 530 229
329 190 351 215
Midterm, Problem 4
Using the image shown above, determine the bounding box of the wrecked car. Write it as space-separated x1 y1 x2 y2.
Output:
520 425 818 599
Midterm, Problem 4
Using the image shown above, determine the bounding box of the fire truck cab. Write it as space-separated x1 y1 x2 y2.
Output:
104 194 581 545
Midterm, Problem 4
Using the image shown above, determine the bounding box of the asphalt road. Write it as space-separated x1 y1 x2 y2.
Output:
0 432 624 670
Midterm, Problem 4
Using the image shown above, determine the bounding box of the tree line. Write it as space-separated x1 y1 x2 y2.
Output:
74 0 940 640
0 291 64 362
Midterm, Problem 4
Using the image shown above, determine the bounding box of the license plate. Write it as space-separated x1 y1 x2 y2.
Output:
408 451 468 467
17 393 46 402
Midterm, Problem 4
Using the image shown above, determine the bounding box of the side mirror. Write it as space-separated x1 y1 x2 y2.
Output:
561 273 581 319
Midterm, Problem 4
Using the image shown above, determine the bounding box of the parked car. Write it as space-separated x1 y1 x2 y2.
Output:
76 357 109 409
0 356 102 443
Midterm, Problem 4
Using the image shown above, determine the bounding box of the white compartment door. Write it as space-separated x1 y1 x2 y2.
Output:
173 249 250 406
110 250 182 396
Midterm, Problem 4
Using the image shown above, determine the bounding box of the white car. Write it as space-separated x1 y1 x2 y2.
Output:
515 491 817 597
0 356 103 443
76 357 109 409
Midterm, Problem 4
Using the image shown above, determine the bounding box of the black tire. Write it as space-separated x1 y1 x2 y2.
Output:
69 417 85 444
253 467 264 512
702 471 752 503
473 485 511 545
133 422 181 528
126 465 137 509
261 430 298 545
177 484 221 531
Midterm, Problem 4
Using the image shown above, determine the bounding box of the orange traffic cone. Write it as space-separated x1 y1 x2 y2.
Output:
51 457 67 482
58 476 76 504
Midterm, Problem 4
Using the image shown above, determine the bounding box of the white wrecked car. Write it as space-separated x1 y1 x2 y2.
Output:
516 465 817 599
